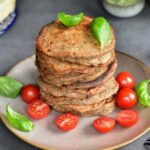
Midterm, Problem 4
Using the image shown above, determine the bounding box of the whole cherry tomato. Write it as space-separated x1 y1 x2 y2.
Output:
20 84 39 103
116 88 137 109
116 72 135 89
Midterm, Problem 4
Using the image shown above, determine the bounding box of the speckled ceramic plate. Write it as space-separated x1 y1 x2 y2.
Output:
0 51 150 150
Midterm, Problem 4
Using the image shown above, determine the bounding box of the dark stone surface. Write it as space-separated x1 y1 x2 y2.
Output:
0 0 150 150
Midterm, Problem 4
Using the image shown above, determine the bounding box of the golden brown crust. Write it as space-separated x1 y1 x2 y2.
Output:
36 16 115 60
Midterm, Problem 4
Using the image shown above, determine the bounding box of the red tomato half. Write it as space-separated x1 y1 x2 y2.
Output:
93 116 116 133
20 84 39 103
116 72 135 89
55 113 79 131
116 88 137 109
27 99 50 119
117 110 138 128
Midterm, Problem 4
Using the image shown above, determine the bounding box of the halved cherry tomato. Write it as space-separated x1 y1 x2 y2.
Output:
117 110 138 127
116 72 135 89
55 113 79 131
116 88 137 109
27 99 50 119
20 84 39 103
93 116 116 133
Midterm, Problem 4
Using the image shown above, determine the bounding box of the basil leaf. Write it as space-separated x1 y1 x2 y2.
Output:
0 76 23 98
6 105 34 132
58 12 84 27
90 17 110 46
136 80 150 107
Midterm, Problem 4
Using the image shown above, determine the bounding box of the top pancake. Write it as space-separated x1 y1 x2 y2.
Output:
36 16 115 60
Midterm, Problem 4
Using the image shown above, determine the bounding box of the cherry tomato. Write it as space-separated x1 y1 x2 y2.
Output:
93 116 116 133
20 84 39 103
116 88 137 109
55 113 79 131
27 99 50 119
116 72 135 89
117 110 138 127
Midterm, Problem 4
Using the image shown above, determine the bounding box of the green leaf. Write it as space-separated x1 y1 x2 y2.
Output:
90 17 110 46
58 12 84 27
0 76 23 98
136 80 150 107
6 105 34 132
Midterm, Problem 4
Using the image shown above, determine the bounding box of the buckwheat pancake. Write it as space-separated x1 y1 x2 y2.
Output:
39 60 116 87
40 82 118 105
36 59 108 78
36 50 115 75
38 77 117 99
46 96 116 116
67 60 117 89
36 16 115 63
39 64 108 86
58 51 114 66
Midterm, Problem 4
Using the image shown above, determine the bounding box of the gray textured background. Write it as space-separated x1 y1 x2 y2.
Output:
0 0 150 150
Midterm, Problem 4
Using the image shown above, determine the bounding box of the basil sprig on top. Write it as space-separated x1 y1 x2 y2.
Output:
6 105 34 132
90 17 110 46
58 12 84 27
0 76 23 98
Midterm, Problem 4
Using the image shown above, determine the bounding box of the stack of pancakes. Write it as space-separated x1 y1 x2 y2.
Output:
35 16 119 116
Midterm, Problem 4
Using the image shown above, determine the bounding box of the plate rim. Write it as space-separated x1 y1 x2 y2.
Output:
0 51 150 150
